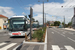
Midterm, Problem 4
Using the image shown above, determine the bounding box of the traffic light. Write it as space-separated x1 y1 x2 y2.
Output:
28 7 33 18
28 15 31 18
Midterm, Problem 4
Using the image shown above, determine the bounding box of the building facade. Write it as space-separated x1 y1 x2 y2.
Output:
0 15 8 29
72 7 75 29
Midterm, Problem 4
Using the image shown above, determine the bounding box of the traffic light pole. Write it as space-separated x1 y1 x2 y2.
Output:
28 7 33 40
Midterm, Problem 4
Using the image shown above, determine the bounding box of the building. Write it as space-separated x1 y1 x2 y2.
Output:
50 21 55 25
0 14 8 29
72 15 75 29
72 7 75 29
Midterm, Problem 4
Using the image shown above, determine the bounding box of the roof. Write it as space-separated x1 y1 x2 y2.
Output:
0 14 8 18
10 16 25 18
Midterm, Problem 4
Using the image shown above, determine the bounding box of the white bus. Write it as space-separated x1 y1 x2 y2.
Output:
8 16 30 36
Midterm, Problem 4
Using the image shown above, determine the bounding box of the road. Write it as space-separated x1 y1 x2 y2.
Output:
0 31 25 50
0 28 75 50
47 27 75 50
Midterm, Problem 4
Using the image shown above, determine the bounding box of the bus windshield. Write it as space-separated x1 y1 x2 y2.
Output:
12 20 24 29
9 17 26 31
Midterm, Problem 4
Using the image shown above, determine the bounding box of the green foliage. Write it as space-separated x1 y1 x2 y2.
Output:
36 20 38 22
51 24 54 26
62 21 72 28
32 27 46 41
32 18 35 21
36 30 43 40
54 21 60 26
68 22 72 26
62 22 64 26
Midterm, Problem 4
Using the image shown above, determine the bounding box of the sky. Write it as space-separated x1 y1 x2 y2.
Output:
0 0 75 24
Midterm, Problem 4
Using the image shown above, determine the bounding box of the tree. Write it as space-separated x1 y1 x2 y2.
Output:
62 22 64 25
51 24 54 26
36 20 38 22
54 21 60 26
32 18 35 22
68 22 72 26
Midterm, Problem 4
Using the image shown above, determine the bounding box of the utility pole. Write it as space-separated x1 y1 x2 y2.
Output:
43 2 44 28
45 13 46 27
64 16 65 28
38 0 49 28
28 7 33 40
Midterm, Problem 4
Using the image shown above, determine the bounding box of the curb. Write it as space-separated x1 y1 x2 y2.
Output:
13 29 47 50
13 42 23 50
62 28 75 31
44 29 47 50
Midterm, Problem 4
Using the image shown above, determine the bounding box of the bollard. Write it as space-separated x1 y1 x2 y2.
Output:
25 33 28 41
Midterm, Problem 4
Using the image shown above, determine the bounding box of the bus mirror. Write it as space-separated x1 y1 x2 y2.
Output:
26 21 27 24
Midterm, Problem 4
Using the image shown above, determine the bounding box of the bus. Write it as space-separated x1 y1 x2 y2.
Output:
32 22 39 31
27 22 39 31
8 16 30 36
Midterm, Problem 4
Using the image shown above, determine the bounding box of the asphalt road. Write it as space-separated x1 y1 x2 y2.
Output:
47 27 75 50
0 31 25 50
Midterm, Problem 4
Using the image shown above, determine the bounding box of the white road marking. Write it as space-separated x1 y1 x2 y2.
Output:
52 32 54 34
0 42 7 46
61 34 65 37
67 37 75 42
65 46 75 50
63 32 65 34
54 28 75 35
68 32 73 35
0 43 17 50
52 45 60 50
51 29 60 34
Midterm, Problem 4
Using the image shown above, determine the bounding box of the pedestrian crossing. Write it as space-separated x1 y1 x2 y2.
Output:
0 42 75 50
52 45 75 50
0 42 17 50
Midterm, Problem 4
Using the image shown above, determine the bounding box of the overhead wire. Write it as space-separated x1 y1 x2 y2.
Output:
16 0 28 15
64 0 73 7
20 0 29 15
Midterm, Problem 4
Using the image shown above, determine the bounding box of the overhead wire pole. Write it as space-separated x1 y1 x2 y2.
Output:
38 0 49 28
43 2 44 27
45 13 46 27
64 16 65 28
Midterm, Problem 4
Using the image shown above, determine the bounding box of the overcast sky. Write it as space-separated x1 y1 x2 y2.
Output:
0 0 75 24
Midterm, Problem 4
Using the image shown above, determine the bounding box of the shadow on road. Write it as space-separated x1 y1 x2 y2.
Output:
10 36 25 38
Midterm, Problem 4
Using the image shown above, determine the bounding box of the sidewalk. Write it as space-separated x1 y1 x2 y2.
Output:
20 43 44 50
0 29 8 33
17 29 47 50
62 28 75 31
